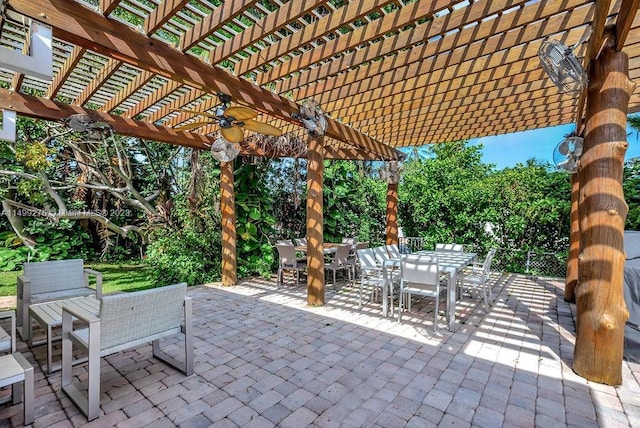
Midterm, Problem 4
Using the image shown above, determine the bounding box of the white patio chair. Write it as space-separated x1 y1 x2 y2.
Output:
276 239 294 245
341 237 357 246
373 246 391 264
435 243 464 252
398 254 445 332
275 244 307 287
457 248 497 309
324 244 354 286
294 238 307 246
357 248 385 309
357 248 400 314
386 244 401 258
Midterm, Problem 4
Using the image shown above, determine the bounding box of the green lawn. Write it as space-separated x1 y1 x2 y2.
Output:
0 263 154 298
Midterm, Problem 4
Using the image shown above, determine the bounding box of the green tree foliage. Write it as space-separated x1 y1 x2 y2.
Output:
399 141 493 249
145 150 222 284
624 157 640 230
235 161 276 278
269 159 386 246
399 142 571 264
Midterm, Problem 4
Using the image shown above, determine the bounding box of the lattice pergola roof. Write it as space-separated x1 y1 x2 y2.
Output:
0 0 638 160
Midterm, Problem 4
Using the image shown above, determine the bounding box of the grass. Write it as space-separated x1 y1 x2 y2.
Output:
0 263 155 299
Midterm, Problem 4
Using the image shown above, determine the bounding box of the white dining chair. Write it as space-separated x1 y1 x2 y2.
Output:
386 244 401 258
324 244 354 286
397 254 445 332
457 248 496 309
275 244 307 287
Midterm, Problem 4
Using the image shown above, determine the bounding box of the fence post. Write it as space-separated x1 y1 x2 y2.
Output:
525 251 532 274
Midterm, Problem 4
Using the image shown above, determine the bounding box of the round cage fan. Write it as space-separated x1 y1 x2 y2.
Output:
553 135 583 173
538 39 588 96
62 114 113 140
210 137 241 162
293 99 328 137
174 93 282 143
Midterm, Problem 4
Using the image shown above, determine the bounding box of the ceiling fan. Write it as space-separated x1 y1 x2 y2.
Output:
174 93 283 143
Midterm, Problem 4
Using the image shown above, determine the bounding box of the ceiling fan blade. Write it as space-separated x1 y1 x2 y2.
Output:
242 120 283 136
221 125 245 143
172 108 219 120
175 121 215 131
225 106 257 121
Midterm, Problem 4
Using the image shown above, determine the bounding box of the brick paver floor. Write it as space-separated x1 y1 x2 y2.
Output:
1 273 640 427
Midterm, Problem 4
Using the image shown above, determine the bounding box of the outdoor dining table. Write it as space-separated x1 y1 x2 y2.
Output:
294 243 340 254
294 242 364 254
382 250 476 332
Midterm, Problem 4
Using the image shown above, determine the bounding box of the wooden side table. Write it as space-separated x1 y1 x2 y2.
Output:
0 352 34 425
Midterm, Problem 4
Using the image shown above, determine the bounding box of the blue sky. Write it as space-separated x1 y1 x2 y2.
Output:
468 122 640 170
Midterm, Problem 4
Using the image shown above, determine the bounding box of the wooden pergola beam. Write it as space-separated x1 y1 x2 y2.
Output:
234 0 398 77
210 0 330 66
144 0 190 35
292 4 591 105
319 22 594 127
0 89 384 160
46 46 86 99
342 69 555 128
73 58 120 106
616 0 640 50
145 88 206 124
379 105 573 146
7 0 400 160
100 0 119 16
178 0 260 52
589 0 613 60
355 79 568 135
274 0 589 94
122 80 182 118
257 0 455 85
100 70 154 113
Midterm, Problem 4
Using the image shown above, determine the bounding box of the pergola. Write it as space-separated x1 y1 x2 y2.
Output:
0 0 638 385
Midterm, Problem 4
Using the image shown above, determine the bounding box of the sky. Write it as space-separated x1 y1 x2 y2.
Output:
468 122 640 170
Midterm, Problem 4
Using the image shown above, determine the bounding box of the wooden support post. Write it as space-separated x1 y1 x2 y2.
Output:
565 173 580 303
307 135 325 305
386 183 399 245
574 33 634 385
220 161 237 286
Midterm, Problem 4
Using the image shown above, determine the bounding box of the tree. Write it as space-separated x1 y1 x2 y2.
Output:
399 141 493 250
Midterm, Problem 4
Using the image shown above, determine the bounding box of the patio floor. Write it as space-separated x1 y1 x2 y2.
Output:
1 273 640 427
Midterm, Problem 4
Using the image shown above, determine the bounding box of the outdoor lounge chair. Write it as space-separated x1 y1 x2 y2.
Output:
61 283 193 421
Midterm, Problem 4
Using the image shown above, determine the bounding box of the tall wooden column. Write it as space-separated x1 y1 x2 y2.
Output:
220 160 237 286
565 173 580 303
306 135 325 305
574 36 634 385
386 182 399 245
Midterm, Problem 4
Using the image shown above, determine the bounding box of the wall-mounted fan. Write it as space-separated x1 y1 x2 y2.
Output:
62 114 113 140
538 39 588 96
174 93 282 143
292 99 327 137
210 137 240 162
553 135 583 173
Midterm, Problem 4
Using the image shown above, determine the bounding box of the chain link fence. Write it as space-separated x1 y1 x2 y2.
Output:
399 237 566 278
